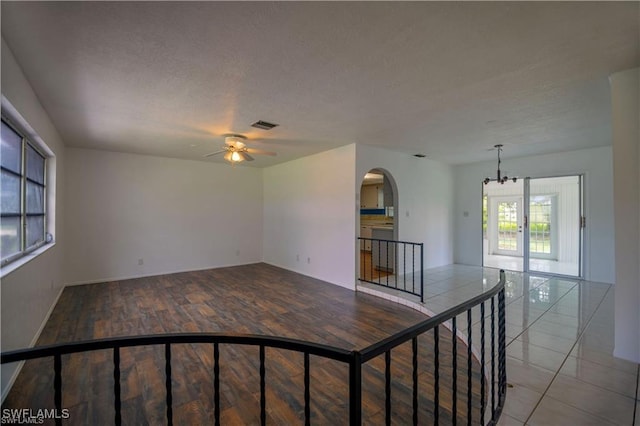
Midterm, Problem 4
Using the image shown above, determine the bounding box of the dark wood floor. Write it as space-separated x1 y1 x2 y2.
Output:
3 263 483 425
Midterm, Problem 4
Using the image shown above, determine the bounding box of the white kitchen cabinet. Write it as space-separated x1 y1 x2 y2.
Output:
360 184 379 208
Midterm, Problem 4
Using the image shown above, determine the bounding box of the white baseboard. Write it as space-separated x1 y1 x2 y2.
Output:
261 261 356 291
64 261 262 287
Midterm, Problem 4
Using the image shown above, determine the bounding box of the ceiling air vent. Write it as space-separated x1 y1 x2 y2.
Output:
251 120 279 130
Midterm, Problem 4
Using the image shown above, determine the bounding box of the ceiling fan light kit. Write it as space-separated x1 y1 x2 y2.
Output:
204 134 276 165
484 144 517 185
224 151 245 163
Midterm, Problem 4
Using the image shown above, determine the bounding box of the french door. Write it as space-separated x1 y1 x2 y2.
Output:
493 197 523 257
483 175 583 277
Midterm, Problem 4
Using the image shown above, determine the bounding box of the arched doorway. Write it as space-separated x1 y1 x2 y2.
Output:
358 169 397 280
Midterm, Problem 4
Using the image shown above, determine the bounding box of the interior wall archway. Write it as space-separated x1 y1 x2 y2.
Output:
358 167 399 238
358 168 399 284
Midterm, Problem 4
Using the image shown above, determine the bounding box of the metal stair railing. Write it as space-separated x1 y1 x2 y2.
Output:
2 271 507 425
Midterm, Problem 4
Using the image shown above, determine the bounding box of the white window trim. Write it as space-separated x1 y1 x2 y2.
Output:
1 96 56 275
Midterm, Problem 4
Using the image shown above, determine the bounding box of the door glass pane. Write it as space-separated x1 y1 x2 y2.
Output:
498 201 518 251
1 217 21 260
1 121 22 173
26 144 45 184
1 170 21 214
26 216 44 248
26 182 45 214
530 196 552 255
482 195 488 240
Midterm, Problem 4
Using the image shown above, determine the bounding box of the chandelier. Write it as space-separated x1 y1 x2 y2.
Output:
484 144 517 185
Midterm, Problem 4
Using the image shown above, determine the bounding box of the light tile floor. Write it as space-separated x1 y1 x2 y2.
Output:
483 254 580 277
358 265 639 425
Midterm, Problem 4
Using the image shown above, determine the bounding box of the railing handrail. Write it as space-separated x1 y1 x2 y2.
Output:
360 270 507 362
357 236 423 246
1 332 354 365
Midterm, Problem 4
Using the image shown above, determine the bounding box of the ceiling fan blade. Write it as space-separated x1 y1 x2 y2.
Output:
246 148 277 156
204 149 227 157
241 152 254 161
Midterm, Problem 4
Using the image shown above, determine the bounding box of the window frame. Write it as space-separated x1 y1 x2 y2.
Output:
1 116 48 267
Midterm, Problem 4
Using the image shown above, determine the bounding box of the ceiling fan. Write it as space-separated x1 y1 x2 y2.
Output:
204 134 277 164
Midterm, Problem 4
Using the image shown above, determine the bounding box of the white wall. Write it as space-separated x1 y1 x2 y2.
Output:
263 144 357 289
610 68 639 362
356 145 455 269
65 148 263 284
1 38 67 398
454 146 615 283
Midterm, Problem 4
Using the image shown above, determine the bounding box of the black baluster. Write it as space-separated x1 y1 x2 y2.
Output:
467 310 472 426
371 240 374 284
386 241 389 287
114 347 121 426
412 245 415 295
304 352 310 426
498 287 507 395
403 243 407 292
491 297 496 421
214 343 220 426
420 244 424 303
480 302 486 424
165 344 173 426
358 239 361 281
54 354 62 426
434 326 439 425
452 317 457 426
393 242 398 289
412 337 418 426
377 241 381 285
349 351 362 426
385 350 391 426
260 345 266 426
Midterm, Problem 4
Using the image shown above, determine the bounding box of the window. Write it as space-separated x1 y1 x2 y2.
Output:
529 194 557 260
1 118 47 266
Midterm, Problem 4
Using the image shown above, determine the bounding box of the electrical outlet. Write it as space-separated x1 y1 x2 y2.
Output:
138 258 144 265
307 257 311 264
296 254 300 261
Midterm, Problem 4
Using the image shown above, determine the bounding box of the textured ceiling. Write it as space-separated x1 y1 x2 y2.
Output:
1 2 638 166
